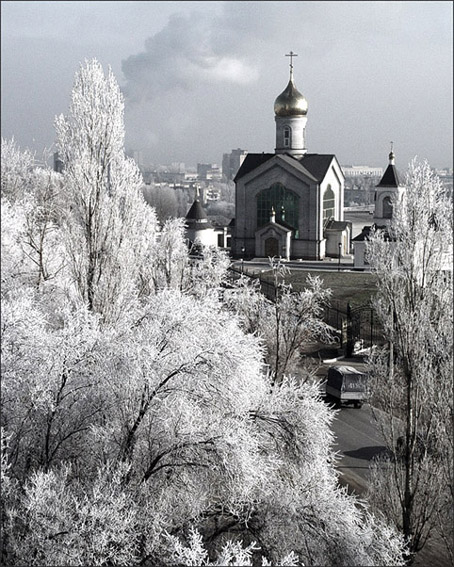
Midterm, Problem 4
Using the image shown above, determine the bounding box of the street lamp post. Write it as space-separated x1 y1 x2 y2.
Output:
338 242 342 272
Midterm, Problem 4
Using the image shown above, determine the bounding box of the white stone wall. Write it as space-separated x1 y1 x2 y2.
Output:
353 241 367 269
374 186 403 222
275 115 307 156
187 227 218 247
320 162 345 226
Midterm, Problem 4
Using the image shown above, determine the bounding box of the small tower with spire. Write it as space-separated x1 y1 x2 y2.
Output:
274 51 308 157
373 143 404 223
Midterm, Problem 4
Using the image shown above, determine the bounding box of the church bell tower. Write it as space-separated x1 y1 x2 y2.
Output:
274 51 308 157
374 143 403 224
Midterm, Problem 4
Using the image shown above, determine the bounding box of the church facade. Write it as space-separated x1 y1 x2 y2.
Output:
232 55 350 260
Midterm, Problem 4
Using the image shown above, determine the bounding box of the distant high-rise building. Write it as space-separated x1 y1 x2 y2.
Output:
197 163 222 181
222 149 248 181
197 163 211 180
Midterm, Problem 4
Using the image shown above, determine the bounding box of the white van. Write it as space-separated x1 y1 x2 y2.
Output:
325 365 369 408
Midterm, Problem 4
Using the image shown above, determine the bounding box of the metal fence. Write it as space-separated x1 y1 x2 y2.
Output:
226 266 385 356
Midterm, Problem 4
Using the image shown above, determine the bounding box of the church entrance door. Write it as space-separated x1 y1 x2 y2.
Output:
265 237 279 257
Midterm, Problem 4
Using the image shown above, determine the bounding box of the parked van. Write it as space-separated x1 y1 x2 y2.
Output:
326 365 369 408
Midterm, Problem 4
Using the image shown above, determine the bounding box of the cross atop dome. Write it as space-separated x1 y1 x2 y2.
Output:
274 52 307 120
285 51 298 79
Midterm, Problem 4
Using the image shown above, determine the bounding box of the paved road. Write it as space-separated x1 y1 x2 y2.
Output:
330 403 386 491
328 401 451 567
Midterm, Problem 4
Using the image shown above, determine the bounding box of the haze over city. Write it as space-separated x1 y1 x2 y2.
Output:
1 0 452 169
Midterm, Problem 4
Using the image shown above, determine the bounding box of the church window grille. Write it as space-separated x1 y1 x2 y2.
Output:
283 126 291 148
257 183 299 233
323 185 335 225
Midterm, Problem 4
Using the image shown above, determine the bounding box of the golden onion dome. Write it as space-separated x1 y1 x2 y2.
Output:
274 77 308 117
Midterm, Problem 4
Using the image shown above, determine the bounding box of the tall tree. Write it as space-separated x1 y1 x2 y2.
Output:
365 158 453 561
55 59 159 322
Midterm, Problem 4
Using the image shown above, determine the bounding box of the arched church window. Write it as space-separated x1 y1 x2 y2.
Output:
283 126 291 148
323 185 335 225
257 183 299 232
383 196 393 218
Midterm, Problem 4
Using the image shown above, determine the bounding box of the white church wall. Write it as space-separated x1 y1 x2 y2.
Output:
275 115 307 156
374 190 394 220
235 157 317 258
187 228 218 248
319 162 345 222
325 229 350 257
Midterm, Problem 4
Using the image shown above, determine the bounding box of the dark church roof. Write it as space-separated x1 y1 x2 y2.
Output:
301 154 337 182
324 219 352 231
234 153 274 181
377 163 401 187
185 199 213 229
234 152 338 183
186 199 208 220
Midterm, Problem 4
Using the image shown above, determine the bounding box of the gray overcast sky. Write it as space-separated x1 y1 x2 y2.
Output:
1 1 452 169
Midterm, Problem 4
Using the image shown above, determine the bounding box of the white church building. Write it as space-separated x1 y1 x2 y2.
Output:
231 53 351 261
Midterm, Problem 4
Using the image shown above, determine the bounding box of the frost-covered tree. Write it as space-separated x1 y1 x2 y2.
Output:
1 197 31 291
21 167 65 288
1 284 407 566
1 137 35 203
365 158 453 560
166 526 299 566
1 140 65 292
147 217 190 292
1 59 409 567
145 216 229 297
224 260 333 384
142 183 179 221
55 59 159 322
2 461 140 567
1 290 103 478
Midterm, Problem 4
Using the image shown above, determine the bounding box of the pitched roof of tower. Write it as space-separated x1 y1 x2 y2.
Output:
185 199 213 229
377 165 401 187
186 199 208 220
324 219 351 231
377 150 402 187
